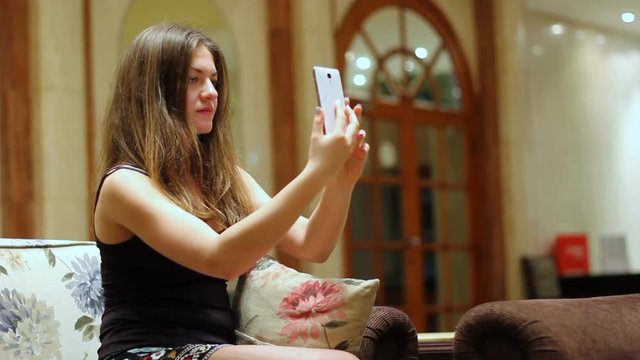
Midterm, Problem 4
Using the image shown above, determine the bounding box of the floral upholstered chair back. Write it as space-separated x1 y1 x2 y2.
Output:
0 239 103 359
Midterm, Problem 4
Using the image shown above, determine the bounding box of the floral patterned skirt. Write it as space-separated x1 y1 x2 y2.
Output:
102 344 230 360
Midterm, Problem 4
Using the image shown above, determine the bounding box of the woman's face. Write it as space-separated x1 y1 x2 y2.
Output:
186 45 218 134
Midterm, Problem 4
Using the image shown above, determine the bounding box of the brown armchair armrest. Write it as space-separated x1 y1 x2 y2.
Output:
454 294 640 360
357 306 418 360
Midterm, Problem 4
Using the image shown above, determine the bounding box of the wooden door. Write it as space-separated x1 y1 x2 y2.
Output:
336 0 477 332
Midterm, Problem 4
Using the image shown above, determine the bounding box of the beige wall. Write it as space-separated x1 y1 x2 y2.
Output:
495 0 640 299
522 12 640 272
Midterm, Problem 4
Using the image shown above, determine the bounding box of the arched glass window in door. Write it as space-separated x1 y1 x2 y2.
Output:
336 0 476 332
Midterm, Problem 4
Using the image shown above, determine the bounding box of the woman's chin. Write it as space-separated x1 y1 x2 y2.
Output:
193 118 214 134
196 126 213 134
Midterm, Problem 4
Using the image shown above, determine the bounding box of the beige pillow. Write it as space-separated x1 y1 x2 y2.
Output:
232 256 379 354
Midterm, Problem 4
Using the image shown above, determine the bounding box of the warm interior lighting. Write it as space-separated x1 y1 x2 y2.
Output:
414 47 428 59
404 60 415 72
353 74 367 86
356 56 371 70
622 12 636 23
551 24 565 35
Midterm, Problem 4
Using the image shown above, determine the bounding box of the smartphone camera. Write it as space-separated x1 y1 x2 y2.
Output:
327 73 332 79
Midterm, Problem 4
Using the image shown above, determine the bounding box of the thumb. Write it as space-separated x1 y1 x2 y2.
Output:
312 107 325 135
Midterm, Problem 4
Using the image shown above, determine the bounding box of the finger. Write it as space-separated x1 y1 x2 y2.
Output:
354 142 370 161
312 107 325 135
357 129 367 147
353 103 363 117
346 105 360 128
333 99 347 134
360 142 370 155
344 97 350 107
345 113 361 142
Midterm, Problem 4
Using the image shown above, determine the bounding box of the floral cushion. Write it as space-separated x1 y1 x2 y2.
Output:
232 256 379 355
0 239 103 359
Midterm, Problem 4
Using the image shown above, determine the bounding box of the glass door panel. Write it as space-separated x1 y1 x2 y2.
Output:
420 187 443 243
415 78 435 105
451 251 471 306
406 9 441 63
404 56 424 91
353 249 376 280
417 125 438 180
423 251 441 305
384 250 405 305
363 7 400 56
351 183 375 242
344 34 376 102
374 120 401 176
376 70 399 101
446 190 468 244
444 126 465 184
433 50 461 110
380 185 402 241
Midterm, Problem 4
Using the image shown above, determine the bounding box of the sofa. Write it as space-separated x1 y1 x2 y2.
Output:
453 294 640 359
0 238 418 359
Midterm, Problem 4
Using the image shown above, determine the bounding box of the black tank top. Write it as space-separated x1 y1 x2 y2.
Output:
95 165 235 359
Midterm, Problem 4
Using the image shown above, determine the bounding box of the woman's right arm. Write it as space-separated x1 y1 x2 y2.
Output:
95 105 359 280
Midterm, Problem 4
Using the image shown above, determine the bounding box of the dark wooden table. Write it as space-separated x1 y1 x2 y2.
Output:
560 273 640 298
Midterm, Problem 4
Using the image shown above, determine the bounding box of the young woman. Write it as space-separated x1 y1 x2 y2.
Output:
94 23 369 360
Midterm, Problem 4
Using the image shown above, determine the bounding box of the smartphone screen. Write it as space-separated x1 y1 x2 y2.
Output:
313 66 345 134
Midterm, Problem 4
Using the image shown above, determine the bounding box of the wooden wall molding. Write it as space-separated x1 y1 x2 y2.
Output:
268 0 300 270
474 0 506 302
0 0 35 238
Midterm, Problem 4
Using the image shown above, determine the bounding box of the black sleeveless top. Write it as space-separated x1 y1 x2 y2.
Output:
96 165 235 359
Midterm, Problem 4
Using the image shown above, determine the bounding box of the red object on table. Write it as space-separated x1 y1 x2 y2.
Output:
555 233 590 276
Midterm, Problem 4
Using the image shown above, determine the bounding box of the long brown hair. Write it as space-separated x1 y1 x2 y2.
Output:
99 23 251 227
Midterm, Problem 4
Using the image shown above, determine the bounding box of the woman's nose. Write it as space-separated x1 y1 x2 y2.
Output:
202 79 217 99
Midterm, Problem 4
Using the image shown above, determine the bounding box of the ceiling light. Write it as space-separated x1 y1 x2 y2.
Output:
404 60 415 72
551 24 565 35
414 47 428 59
622 12 635 23
353 74 367 87
356 56 371 70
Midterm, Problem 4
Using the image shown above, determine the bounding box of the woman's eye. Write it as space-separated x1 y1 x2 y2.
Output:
188 76 198 83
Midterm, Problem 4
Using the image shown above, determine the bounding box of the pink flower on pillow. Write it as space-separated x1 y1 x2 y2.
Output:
277 280 347 344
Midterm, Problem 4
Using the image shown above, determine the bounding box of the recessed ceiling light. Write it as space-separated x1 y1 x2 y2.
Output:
622 12 635 23
551 24 565 35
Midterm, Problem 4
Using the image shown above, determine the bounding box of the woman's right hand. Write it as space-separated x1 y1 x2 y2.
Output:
306 100 360 181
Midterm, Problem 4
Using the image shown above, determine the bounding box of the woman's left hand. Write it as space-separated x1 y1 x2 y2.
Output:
332 102 369 187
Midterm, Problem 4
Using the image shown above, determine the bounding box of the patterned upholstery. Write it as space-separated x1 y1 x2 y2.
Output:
0 239 102 359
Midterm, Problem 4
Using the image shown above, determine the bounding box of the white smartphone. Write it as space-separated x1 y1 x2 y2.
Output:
313 66 345 134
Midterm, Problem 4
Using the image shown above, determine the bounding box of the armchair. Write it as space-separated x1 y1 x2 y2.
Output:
453 294 640 360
